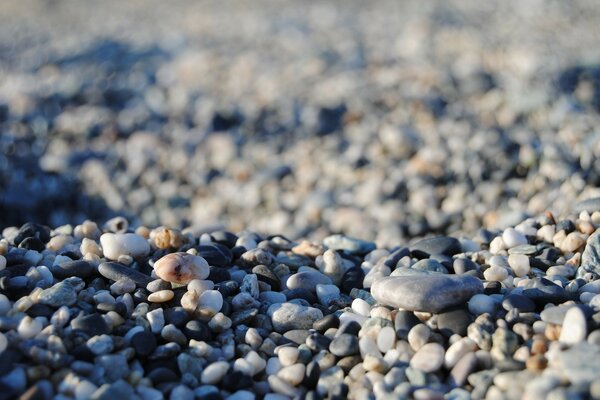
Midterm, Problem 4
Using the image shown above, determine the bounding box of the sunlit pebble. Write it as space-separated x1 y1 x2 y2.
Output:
154 252 210 284
148 290 175 303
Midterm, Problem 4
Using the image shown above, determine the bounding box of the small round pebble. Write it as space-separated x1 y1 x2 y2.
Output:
147 290 175 303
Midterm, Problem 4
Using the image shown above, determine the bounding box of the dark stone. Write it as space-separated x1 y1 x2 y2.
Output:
483 281 502 295
50 260 94 279
556 219 576 234
0 349 22 376
341 267 364 293
231 246 247 259
196 244 232 267
437 307 472 337
383 247 411 268
17 379 53 400
183 320 211 341
208 267 231 283
305 332 332 353
337 321 361 337
453 258 480 274
522 278 571 305
146 279 171 293
147 367 179 384
313 314 340 333
71 313 111 336
26 303 55 318
395 311 420 340
410 236 462 258
252 264 280 291
210 231 238 249
283 288 318 304
337 355 362 373
230 308 258 326
222 371 253 391
91 380 134 400
502 294 536 313
214 280 238 297
18 237 45 251
13 223 51 246
329 334 359 357
98 262 151 287
163 307 189 328
303 391 323 400
131 331 157 356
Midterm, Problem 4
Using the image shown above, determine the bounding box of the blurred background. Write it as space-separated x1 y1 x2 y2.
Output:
1 0 600 246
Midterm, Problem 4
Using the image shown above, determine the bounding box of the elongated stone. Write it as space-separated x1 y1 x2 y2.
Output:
371 275 483 313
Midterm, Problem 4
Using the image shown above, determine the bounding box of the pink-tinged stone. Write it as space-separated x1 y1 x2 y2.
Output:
154 252 209 284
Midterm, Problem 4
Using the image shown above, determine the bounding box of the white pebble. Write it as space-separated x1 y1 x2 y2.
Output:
100 232 150 260
508 254 530 277
188 279 214 295
483 265 509 282
277 364 305 386
245 350 266 375
278 346 299 367
198 290 223 314
18 316 43 339
408 324 430 351
559 307 587 345
410 342 445 373
147 308 165 334
147 290 175 303
376 326 396 353
489 236 506 254
352 298 371 317
359 336 382 358
201 361 230 384
444 338 477 368
502 228 528 248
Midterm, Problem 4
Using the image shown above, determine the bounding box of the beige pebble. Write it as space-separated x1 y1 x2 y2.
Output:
560 232 586 253
154 252 209 284
80 238 102 257
148 290 175 303
291 240 325 258
151 227 186 249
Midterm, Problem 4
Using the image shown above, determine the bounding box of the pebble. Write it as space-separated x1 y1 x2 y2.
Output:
100 232 150 260
330 334 359 357
319 249 345 285
87 334 114 355
98 262 152 287
559 306 587 345
502 228 528 248
323 235 375 255
371 274 483 313
507 254 530 277
17 316 43 339
286 270 332 291
267 302 324 333
469 294 498 315
147 289 174 303
411 236 462 257
410 342 445 373
153 252 210 284
38 278 82 307
201 361 230 384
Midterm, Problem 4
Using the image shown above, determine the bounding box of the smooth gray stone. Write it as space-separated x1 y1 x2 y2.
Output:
98 262 152 287
575 197 600 213
323 234 376 255
267 302 323 333
579 231 600 278
371 275 483 313
556 342 600 385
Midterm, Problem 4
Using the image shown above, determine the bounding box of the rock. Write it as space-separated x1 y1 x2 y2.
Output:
559 306 587 345
329 334 359 357
319 249 345 285
267 303 324 333
502 228 528 248
50 260 93 279
579 231 600 278
502 294 536 313
71 313 110 336
38 278 83 307
98 262 152 287
316 284 340 306
522 278 570 305
371 275 483 313
96 355 129 382
197 244 232 267
437 308 472 337
323 235 376 255
341 267 364 293
507 254 530 277
131 331 157 356
147 290 174 303
468 294 498 315
286 270 332 291
575 197 600 213
252 265 280 291
100 233 150 260
556 342 600 385
410 342 445 373
153 252 209 284
201 361 230 385
410 236 462 258
87 334 114 355
240 274 259 299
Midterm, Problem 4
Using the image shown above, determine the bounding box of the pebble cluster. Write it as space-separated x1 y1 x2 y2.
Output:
2 208 600 399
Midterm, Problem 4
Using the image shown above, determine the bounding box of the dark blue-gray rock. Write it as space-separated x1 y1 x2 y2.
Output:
252 264 280 290
341 267 364 293
222 371 253 391
13 223 51 246
177 353 204 381
395 311 421 340
147 367 179 384
556 342 600 385
521 278 571 305
50 260 93 279
17 379 53 400
91 380 134 400
164 307 189 327
131 331 157 356
502 294 536 313
371 275 483 313
437 307 472 337
183 320 211 341
38 278 83 307
98 262 152 287
323 235 376 255
196 244 232 267
410 236 462 258
575 197 600 213
71 313 110 336
329 333 359 357
384 247 411 268
313 314 339 333
453 258 480 275
579 231 600 278
18 237 45 251
210 231 238 248
97 354 129 382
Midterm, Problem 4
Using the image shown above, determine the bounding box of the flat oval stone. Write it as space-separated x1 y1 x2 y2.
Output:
410 236 462 258
99 262 152 287
50 260 93 279
286 270 332 292
153 252 209 284
267 302 324 333
371 275 483 313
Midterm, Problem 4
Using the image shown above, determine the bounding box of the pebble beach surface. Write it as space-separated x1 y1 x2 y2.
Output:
2 211 600 399
3 1 600 399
